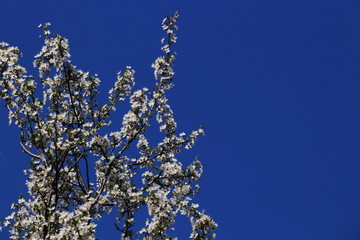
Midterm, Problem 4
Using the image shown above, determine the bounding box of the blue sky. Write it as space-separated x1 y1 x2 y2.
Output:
1 0 360 239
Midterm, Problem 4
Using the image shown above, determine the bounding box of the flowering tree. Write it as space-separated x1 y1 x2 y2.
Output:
0 12 217 239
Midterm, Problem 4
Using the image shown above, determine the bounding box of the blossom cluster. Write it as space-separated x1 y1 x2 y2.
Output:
0 11 217 239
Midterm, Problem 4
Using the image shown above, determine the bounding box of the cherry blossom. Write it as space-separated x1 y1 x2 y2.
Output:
0 11 217 239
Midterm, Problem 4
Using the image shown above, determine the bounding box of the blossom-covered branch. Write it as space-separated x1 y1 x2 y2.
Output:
0 11 217 239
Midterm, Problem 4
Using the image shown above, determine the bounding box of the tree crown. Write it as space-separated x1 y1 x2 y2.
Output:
0 12 217 239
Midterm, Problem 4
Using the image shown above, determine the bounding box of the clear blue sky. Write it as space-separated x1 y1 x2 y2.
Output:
1 0 360 239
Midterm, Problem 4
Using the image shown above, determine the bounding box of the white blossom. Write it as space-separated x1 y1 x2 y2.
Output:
0 11 216 240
